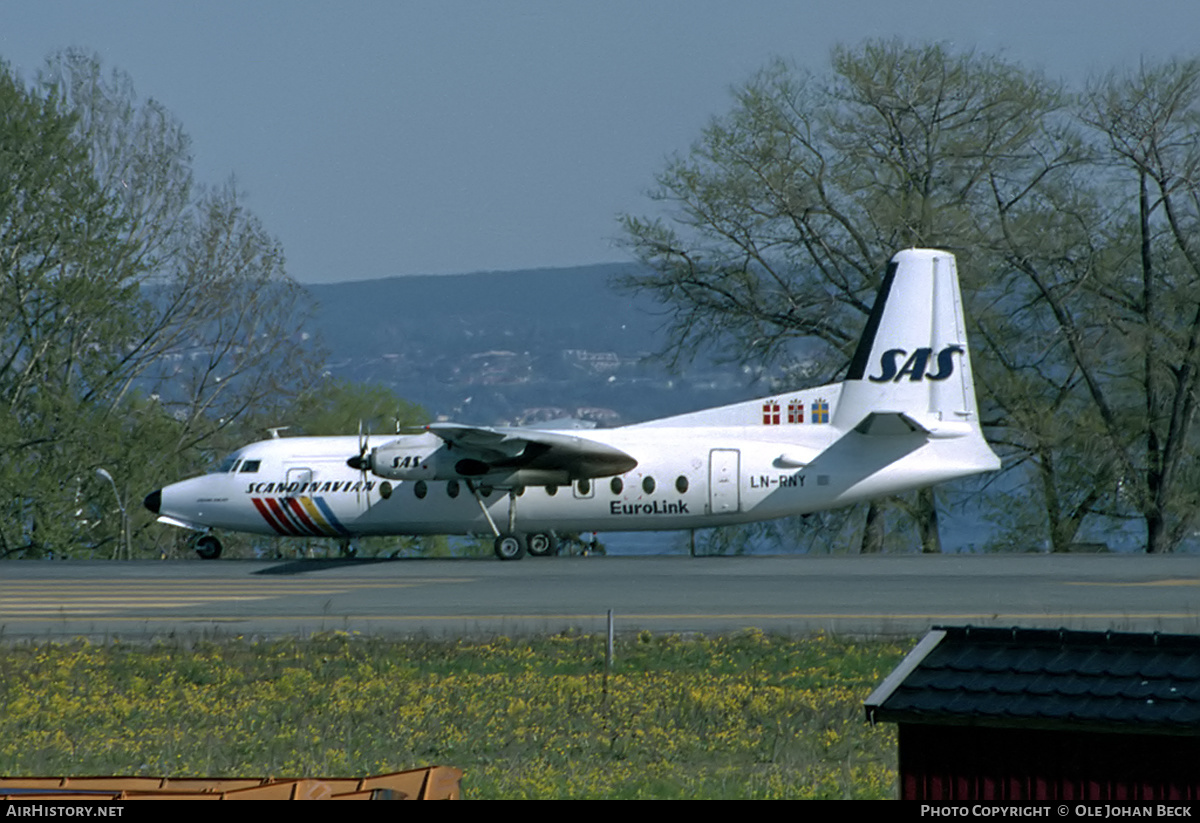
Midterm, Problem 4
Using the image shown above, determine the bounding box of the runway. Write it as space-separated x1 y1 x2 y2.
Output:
3 554 1200 640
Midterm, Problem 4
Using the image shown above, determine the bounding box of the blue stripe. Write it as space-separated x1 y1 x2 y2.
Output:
313 497 350 536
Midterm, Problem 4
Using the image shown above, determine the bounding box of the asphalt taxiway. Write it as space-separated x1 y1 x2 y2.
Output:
3 554 1199 640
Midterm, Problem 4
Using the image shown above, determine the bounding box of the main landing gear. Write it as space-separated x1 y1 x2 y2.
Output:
526 532 555 557
493 533 526 561
466 480 559 561
490 531 557 561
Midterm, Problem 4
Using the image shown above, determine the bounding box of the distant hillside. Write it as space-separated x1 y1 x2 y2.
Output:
304 263 793 425
308 263 659 359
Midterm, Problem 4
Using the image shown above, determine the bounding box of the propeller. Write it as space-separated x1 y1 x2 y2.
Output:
347 420 371 509
347 420 371 471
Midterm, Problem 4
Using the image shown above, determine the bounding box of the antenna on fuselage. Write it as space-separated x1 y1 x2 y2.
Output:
267 426 290 439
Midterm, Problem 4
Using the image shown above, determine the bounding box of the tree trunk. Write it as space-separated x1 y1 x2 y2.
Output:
917 489 943 554
860 501 884 553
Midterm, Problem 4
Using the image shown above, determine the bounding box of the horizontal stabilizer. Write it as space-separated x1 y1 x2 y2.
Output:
853 412 929 436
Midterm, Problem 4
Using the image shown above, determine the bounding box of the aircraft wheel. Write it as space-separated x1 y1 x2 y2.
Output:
494 533 527 561
527 532 556 557
195 535 223 560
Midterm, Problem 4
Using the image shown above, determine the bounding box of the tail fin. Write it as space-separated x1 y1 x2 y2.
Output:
833 249 986 442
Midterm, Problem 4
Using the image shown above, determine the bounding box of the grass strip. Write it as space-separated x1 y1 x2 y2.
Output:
0 629 908 799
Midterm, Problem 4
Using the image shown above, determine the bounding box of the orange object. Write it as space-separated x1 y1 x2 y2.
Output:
0 766 463 800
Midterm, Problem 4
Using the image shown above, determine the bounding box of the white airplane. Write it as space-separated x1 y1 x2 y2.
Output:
145 248 1000 560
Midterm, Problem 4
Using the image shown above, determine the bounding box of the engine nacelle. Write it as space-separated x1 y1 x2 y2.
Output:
348 429 637 485
367 441 456 480
366 446 575 487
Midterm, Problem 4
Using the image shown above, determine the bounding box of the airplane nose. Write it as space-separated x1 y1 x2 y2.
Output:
143 489 162 515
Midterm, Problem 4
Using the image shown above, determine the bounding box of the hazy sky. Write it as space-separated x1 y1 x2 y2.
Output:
4 1 1199 283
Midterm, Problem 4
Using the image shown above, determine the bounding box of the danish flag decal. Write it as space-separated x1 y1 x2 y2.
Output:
762 398 828 425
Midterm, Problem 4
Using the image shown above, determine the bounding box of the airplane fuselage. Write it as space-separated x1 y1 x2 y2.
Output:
146 249 1002 559
153 409 983 539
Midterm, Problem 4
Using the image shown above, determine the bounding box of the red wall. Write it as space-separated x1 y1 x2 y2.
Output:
900 724 1200 802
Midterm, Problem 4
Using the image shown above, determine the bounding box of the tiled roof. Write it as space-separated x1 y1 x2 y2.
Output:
865 626 1200 734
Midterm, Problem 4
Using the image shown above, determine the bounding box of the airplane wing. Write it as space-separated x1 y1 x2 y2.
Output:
425 423 637 478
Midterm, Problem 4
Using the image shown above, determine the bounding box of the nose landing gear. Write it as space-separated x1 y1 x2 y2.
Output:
194 534 223 560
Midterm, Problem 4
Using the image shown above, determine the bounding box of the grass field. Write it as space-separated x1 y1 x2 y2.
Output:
0 630 910 799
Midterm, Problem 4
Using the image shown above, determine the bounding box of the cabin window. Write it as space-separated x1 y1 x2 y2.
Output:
610 477 623 495
577 478 591 495
413 480 428 499
675 475 689 494
515 486 525 497
546 485 558 496
447 479 460 498
642 476 656 495
239 460 261 473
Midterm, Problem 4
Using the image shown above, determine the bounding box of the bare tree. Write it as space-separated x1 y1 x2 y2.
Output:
621 42 1080 552
1039 59 1200 553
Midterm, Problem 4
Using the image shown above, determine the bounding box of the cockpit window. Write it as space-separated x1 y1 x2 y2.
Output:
239 460 261 473
216 454 241 473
